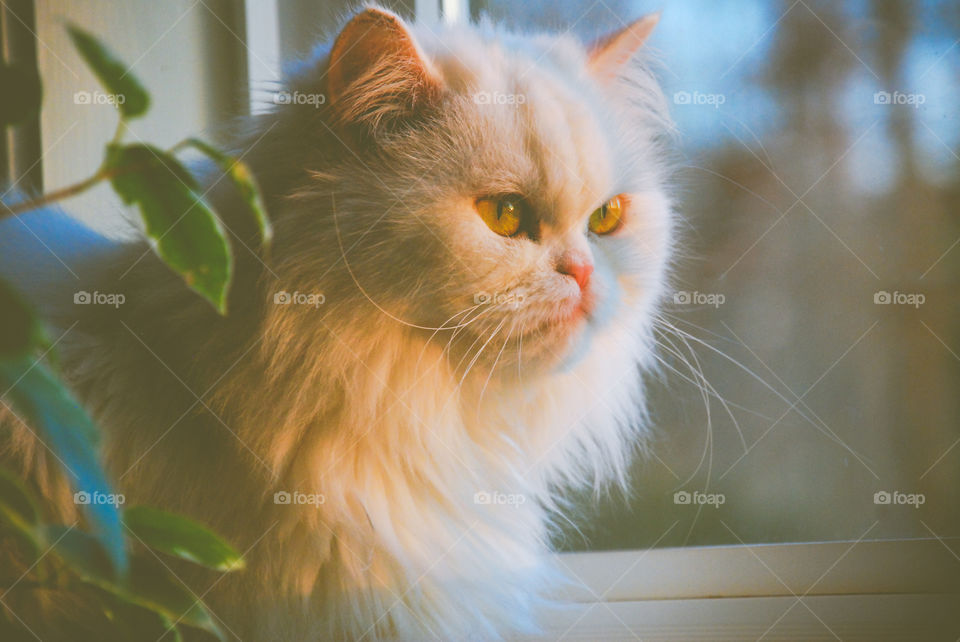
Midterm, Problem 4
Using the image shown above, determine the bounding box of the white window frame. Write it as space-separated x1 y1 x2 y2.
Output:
530 539 960 639
243 0 469 113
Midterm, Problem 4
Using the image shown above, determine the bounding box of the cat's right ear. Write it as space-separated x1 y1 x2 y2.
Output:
587 13 659 82
325 7 442 130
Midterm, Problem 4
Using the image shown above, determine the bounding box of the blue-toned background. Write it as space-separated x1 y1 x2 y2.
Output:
474 0 960 548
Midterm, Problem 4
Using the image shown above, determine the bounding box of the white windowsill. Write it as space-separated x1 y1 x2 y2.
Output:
515 539 960 640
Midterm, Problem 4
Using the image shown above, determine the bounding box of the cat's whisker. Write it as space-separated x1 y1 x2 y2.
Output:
545 497 591 550
447 303 504 374
439 303 504 378
659 315 793 423
516 320 525 385
674 327 747 453
659 313 838 442
657 326 716 546
655 324 715 494
648 316 736 545
434 304 503 416
436 314 505 419
666 314 839 426
414 303 483 372
654 320 749 454
650 344 712 489
650 329 769 420
332 193 495 332
477 324 513 413
653 321 711 435
661 313 797 400
459 318 506 392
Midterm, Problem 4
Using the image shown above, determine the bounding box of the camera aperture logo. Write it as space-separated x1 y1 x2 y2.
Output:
873 91 925 108
273 490 325 506
874 290 924 308
473 91 526 105
673 291 725 308
273 90 326 107
274 291 325 308
474 291 525 307
873 490 924 508
74 90 126 106
474 490 526 508
74 290 125 308
673 91 725 108
674 490 725 508
74 491 125 506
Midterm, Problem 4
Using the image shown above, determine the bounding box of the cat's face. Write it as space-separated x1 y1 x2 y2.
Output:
288 9 672 374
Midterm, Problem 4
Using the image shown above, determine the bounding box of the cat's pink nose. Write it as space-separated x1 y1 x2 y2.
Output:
557 254 594 292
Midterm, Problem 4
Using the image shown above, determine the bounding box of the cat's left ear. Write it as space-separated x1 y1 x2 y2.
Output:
326 7 442 129
587 13 659 81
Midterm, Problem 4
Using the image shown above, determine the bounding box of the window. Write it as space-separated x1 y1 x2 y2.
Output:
540 538 959 639
471 0 960 555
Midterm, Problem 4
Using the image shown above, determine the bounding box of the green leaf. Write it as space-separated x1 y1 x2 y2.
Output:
0 468 40 542
0 279 44 359
105 144 233 314
124 554 224 640
66 24 149 119
44 524 116 583
102 592 184 642
183 138 272 249
47 527 224 641
123 506 245 572
0 62 42 126
1 361 127 573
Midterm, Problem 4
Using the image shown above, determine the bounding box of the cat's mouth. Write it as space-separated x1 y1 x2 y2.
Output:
437 291 602 376
519 294 595 340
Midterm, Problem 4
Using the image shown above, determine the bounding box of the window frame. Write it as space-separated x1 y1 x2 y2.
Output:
536 538 960 639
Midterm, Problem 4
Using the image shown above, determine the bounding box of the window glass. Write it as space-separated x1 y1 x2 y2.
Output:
474 0 960 549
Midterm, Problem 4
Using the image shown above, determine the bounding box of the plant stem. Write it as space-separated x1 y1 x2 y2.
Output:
0 117 133 220
1 170 109 218
0 130 205 220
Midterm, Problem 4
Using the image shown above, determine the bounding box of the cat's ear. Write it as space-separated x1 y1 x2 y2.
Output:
587 13 659 81
326 7 441 129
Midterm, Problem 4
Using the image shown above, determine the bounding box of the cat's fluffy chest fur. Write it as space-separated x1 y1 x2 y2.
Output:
0 6 674 640
41 281 654 640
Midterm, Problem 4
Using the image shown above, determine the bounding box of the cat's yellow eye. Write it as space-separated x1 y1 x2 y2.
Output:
588 196 624 235
476 195 525 237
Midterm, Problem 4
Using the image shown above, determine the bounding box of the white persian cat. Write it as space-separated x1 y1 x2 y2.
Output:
0 5 674 640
